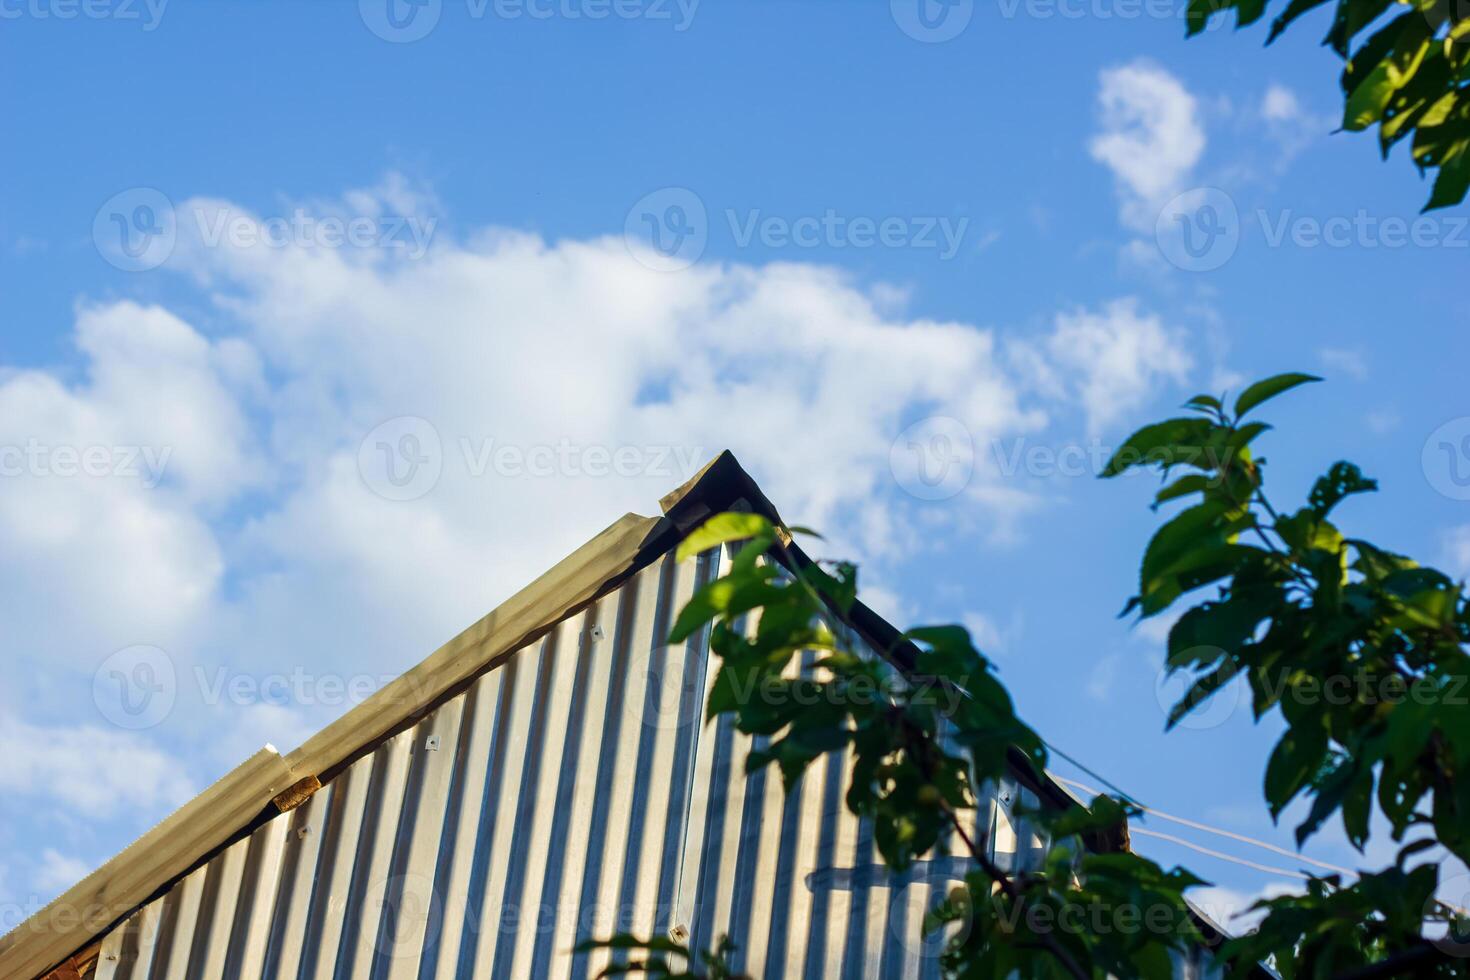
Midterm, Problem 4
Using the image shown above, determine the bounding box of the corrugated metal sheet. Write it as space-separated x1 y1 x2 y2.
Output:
82 545 1213 980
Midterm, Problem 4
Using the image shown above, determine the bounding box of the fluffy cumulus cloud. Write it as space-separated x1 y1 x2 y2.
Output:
1090 61 1206 233
1258 82 1325 168
1020 299 1193 435
0 177 1199 906
0 717 193 815
0 302 257 671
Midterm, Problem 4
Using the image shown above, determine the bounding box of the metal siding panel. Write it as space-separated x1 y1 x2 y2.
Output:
733 735 786 978
496 616 581 980
338 729 414 980
621 552 701 942
575 559 667 980
465 637 541 976
422 672 498 980
228 814 290 979
158 864 208 980
541 597 618 980
91 918 127 980
378 694 465 980
524 610 600 980
192 836 250 978
303 753 374 980
262 790 332 980
71 543 1216 980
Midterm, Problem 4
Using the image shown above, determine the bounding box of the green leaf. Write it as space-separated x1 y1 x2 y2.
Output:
668 568 784 644
1153 473 1213 508
675 512 774 563
1308 462 1378 518
1167 659 1241 728
1100 418 1216 478
1233 373 1322 418
1295 761 1355 847
1265 725 1328 816
1342 770 1374 851
1425 140 1470 211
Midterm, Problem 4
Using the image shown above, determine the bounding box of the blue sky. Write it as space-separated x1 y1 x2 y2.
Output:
3 0 1469 941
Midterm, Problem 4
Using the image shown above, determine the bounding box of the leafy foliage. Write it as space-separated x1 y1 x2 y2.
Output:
602 514 1203 977
596 373 1470 977
1187 0 1470 209
1104 372 1470 975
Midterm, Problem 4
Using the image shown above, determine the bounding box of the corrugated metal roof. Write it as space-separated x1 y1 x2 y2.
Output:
77 548 1061 980
10 451 1233 979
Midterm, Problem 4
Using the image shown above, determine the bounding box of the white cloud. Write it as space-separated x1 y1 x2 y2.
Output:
1440 525 1470 579
1319 346 1369 381
0 305 251 668
0 717 193 816
34 850 90 894
1135 607 1183 646
1366 409 1400 435
1259 82 1324 167
1086 651 1125 701
1261 84 1300 123
963 610 1023 658
0 180 1199 780
1025 299 1194 435
1090 61 1206 233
